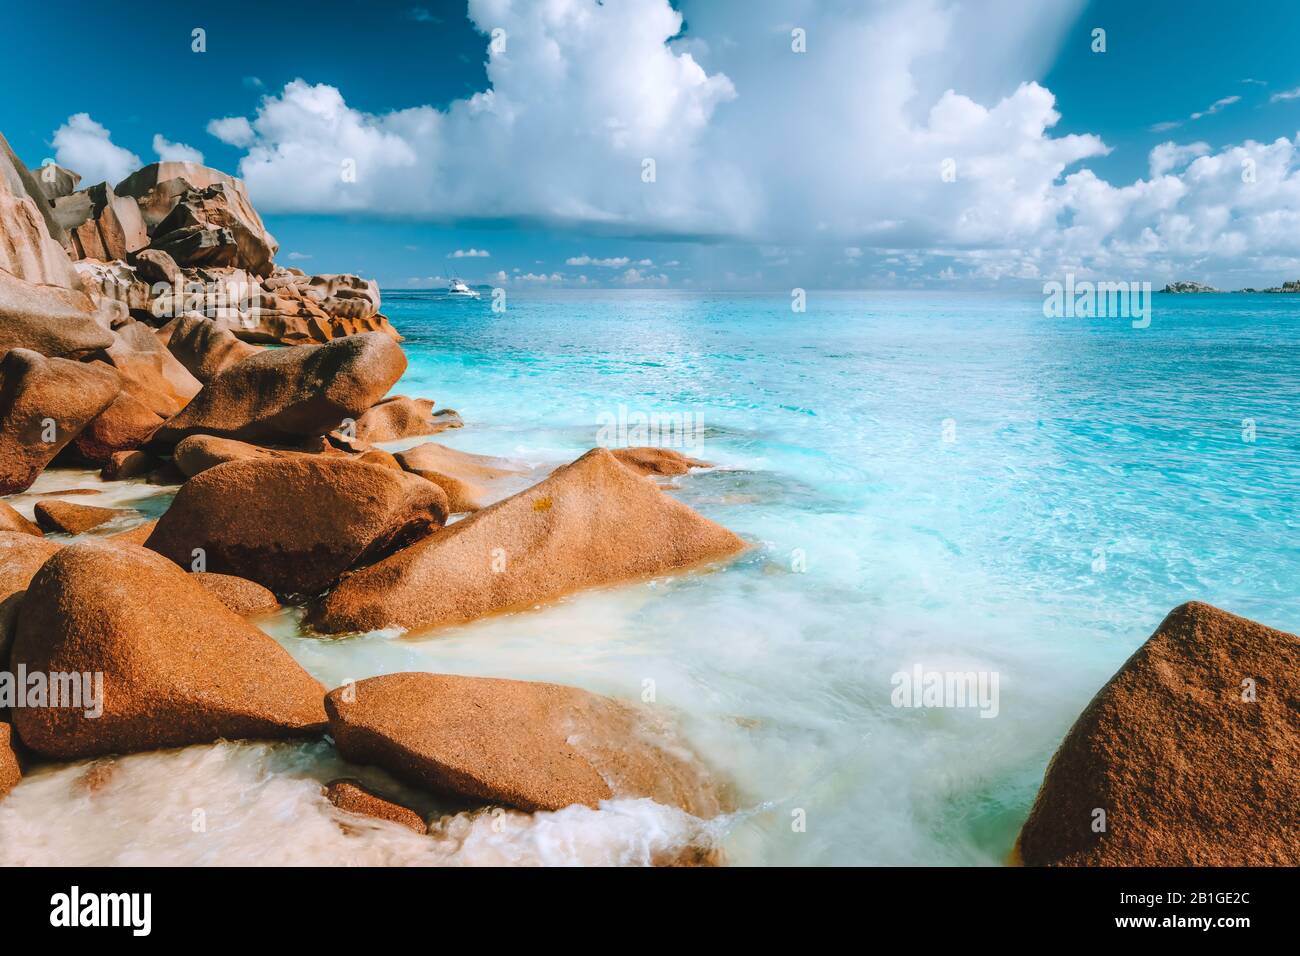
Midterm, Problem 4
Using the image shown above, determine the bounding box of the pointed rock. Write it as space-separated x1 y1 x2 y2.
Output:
146 457 449 594
1016 602 1300 866
33 499 131 535
11 541 327 759
0 501 41 537
312 447 746 634
325 672 723 816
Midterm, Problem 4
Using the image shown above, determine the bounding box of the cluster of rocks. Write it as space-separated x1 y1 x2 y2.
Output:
20 143 397 346
0 133 747 857
1163 277 1300 293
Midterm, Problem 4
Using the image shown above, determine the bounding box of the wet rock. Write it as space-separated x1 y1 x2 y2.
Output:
1016 602 1300 866
325 672 723 816
394 442 524 513
312 447 746 634
344 395 457 443
33 500 131 534
611 446 712 477
0 500 42 537
11 540 327 759
324 779 427 834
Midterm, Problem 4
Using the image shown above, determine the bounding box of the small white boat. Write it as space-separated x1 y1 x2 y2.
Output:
447 278 480 298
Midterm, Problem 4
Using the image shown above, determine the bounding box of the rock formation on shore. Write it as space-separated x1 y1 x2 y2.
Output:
1159 280 1221 293
1016 602 1299 866
0 129 748 862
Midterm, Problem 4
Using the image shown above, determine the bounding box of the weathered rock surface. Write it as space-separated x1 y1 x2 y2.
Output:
102 449 157 481
0 500 41 537
101 318 202 417
151 332 406 446
191 571 279 616
0 133 83 290
146 457 449 594
149 183 277 277
313 447 747 634
33 499 130 534
325 672 723 816
172 434 286 477
324 779 427 834
0 723 20 799
69 390 163 465
0 349 120 494
1016 602 1300 866
160 313 260 382
395 442 524 513
0 531 62 659
346 395 455 443
105 519 157 547
0 269 112 360
611 446 712 477
10 541 327 759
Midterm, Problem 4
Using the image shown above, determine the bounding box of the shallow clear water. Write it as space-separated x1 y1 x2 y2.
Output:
4 290 1297 865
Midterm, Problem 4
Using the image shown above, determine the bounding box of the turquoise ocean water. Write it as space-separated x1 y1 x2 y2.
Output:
3 289 1296 866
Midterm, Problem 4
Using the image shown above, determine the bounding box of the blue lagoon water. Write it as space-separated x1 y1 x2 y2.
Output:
348 289 1299 864
4 289 1296 866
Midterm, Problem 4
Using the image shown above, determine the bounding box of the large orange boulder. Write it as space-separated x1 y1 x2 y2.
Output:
0 349 121 494
10 541 327 759
1016 602 1300 866
312 447 746 634
0 271 113 361
325 672 723 816
33 499 130 534
146 457 449 594
151 332 406 446
100 319 202 418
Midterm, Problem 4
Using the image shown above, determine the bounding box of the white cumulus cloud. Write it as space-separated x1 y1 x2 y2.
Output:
51 113 141 187
152 134 204 164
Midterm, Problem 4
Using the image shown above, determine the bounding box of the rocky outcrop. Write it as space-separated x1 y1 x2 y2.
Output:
33 500 130 534
0 500 41 537
1160 280 1221 293
72 259 153 318
325 672 723 816
611 446 712 477
31 163 80 202
151 332 406 446
0 133 83 290
395 442 525 513
0 348 121 494
312 447 747 634
1016 602 1300 866
324 779 427 834
10 541 328 759
160 312 261 382
148 182 277 277
146 457 449 594
191 571 279 617
62 182 149 263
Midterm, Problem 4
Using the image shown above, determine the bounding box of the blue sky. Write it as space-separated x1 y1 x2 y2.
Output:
6 0 1300 290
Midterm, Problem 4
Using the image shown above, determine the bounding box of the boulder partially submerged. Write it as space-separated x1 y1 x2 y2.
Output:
611 446 712 477
325 672 723 816
394 441 525 513
312 447 746 634
324 779 427 834
1016 602 1300 866
346 395 458 443
0 500 41 537
151 332 406 446
10 541 327 759
146 457 449 594
33 499 130 534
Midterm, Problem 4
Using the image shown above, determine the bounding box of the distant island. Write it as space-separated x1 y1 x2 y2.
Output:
1161 279 1300 293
